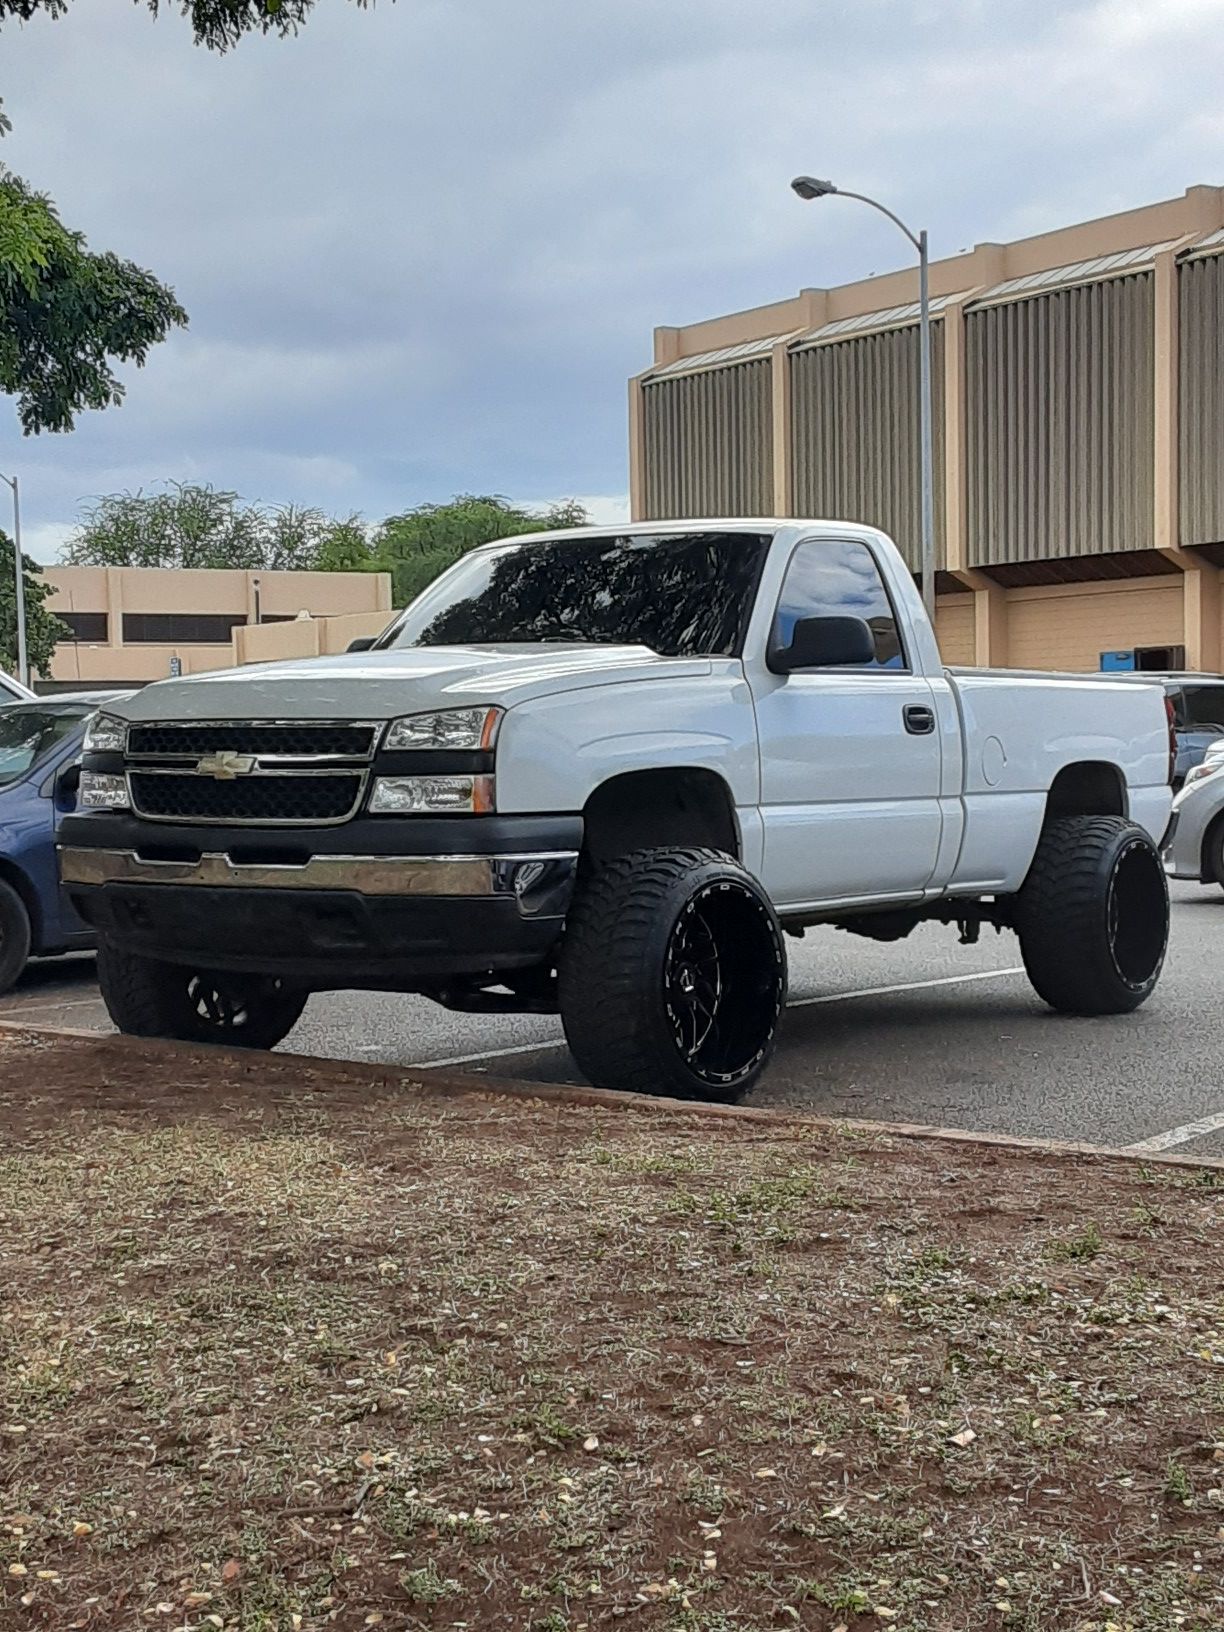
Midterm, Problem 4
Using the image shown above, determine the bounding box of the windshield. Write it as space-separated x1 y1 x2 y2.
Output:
378 531 773 657
0 705 89 787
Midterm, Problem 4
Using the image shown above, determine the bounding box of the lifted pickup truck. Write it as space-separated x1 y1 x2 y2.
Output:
60 520 1174 1098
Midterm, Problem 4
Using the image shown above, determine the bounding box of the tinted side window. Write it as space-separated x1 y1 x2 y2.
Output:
1180 684 1224 729
774 539 904 669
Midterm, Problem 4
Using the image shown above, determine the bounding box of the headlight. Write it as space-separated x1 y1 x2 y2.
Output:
79 771 131 810
1184 759 1224 788
383 707 502 751
369 774 495 814
84 712 128 754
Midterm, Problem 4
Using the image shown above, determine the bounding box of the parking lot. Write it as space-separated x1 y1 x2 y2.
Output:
3 879 1222 1160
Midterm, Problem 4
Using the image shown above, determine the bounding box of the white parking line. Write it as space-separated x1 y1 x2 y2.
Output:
788 966 1024 1009
403 964 1027 1072
1125 1110 1224 1154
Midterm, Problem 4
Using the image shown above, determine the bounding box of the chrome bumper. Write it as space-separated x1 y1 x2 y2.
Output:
59 846 579 917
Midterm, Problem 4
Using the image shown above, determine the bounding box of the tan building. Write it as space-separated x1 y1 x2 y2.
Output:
43 565 393 689
629 184 1224 672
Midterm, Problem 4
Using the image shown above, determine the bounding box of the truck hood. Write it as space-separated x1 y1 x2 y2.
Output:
111 645 715 722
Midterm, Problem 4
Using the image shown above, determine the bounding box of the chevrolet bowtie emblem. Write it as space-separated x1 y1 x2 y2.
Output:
195 751 257 780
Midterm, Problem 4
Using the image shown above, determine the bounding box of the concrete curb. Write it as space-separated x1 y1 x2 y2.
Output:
4 1017 1223 1174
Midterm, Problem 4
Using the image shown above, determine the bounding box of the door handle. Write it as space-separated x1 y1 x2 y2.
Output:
903 704 935 735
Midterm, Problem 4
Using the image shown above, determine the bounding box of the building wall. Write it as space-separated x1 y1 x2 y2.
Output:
965 274 1155 565
632 186 1224 671
43 565 392 686
934 595 975 665
1005 579 1184 670
1179 248 1224 547
641 360 773 518
231 609 393 665
791 324 946 572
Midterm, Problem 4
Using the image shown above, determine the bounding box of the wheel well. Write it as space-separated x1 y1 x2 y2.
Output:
581 769 739 866
1201 808 1224 882
0 857 40 949
1044 761 1127 822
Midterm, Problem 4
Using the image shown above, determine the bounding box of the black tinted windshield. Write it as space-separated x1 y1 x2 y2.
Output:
379 531 772 657
0 705 89 787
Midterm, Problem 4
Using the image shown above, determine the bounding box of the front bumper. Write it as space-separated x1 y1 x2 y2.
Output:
59 812 580 991
1162 802 1209 882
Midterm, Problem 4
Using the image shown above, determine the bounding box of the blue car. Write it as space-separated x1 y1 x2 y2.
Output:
0 693 130 993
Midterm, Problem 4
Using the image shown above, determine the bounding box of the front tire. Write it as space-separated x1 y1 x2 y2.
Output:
1015 815 1168 1015
0 880 32 996
559 848 787 1100
97 941 308 1050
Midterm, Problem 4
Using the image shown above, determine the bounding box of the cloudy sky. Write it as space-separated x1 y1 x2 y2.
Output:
4 0 1224 559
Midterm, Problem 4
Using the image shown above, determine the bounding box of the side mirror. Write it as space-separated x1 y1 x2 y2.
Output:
769 614 877 674
347 636 376 654
54 759 82 802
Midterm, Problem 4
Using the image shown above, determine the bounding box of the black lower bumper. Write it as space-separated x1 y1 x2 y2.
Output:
59 811 581 992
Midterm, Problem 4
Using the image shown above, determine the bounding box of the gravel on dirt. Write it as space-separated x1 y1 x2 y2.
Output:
2 1028 1223 1632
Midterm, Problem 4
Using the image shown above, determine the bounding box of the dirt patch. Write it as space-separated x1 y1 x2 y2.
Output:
1 1029 1222 1632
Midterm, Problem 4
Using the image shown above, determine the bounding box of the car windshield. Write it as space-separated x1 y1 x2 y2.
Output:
0 704 90 787
377 531 773 658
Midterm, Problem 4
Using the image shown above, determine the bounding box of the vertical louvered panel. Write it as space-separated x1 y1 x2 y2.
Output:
965 274 1154 565
1179 253 1224 546
788 323 946 572
640 361 773 519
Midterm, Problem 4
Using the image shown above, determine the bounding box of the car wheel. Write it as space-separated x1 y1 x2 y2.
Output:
0 879 32 996
98 941 308 1050
1015 815 1168 1015
559 847 787 1100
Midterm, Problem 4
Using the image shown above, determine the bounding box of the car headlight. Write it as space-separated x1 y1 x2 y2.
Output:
1184 759 1224 788
383 707 502 751
369 774 495 814
79 771 131 810
84 712 128 754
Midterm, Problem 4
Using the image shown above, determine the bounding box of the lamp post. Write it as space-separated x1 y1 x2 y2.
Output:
0 471 28 688
790 176 936 622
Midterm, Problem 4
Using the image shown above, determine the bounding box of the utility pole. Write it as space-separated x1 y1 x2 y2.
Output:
0 472 28 688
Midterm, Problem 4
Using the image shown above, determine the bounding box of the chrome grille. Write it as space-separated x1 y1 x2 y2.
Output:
130 771 364 825
126 721 378 760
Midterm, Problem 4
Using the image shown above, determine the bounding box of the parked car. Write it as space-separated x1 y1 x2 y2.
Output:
0 669 36 708
0 693 130 993
1165 738 1224 891
1107 673 1224 786
61 520 1174 1099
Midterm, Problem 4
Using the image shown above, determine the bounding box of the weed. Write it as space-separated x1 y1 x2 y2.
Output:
400 1560 462 1605
1044 1222 1103 1262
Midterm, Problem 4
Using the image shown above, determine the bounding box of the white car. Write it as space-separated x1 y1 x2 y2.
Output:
0 669 36 708
1164 739 1224 889
60 519 1174 1098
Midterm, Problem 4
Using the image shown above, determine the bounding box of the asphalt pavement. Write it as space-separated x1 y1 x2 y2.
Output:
3 881 1222 1160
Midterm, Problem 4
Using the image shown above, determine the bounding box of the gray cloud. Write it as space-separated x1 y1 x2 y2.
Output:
3 0 1224 558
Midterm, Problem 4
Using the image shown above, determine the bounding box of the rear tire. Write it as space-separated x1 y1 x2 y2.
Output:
97 941 307 1050
1015 815 1168 1015
0 880 32 996
559 847 786 1101
1204 816 1224 892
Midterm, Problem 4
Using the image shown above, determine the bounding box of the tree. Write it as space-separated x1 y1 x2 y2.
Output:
372 494 589 604
63 481 373 573
0 171 188 434
0 530 68 677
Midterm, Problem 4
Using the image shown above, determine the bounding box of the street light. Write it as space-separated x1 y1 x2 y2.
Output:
791 176 936 622
0 471 28 688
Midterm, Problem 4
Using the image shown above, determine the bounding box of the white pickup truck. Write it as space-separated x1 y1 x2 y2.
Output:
60 520 1174 1098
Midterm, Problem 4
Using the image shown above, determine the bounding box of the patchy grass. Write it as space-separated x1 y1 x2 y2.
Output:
1 1029 1223 1632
